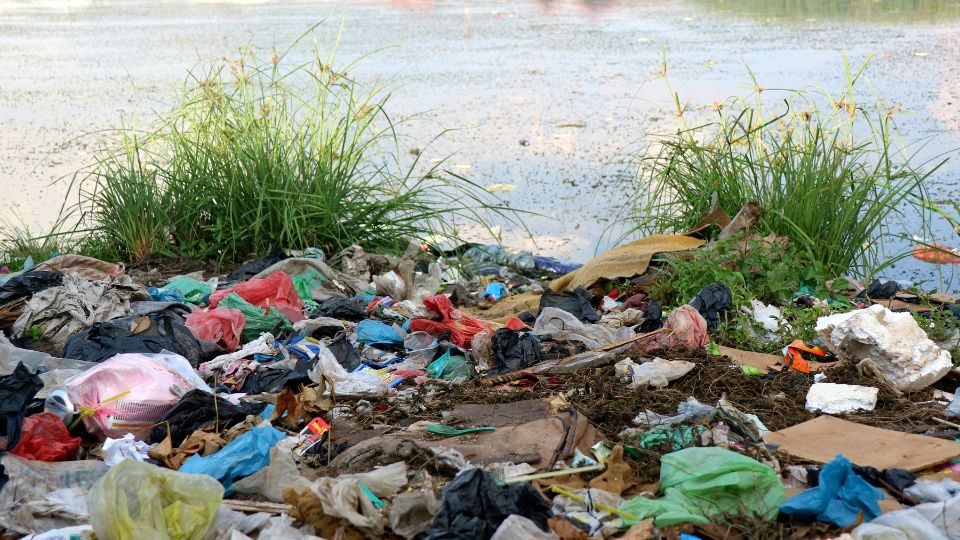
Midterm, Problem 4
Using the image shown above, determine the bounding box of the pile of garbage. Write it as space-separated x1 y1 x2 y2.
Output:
0 225 958 540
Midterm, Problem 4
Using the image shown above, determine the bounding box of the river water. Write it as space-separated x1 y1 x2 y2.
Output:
2 0 960 286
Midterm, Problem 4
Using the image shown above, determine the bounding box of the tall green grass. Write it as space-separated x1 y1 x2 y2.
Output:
67 30 519 263
623 57 944 278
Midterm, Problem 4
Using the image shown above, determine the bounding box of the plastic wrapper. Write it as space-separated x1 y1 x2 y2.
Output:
87 459 224 540
10 412 80 461
426 350 472 381
185 307 245 352
209 271 304 322
179 425 285 492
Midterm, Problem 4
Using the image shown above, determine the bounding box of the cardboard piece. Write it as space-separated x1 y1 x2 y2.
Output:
871 298 934 313
549 234 705 292
764 415 960 472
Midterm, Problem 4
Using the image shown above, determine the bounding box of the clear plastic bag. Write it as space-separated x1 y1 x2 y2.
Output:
87 459 223 540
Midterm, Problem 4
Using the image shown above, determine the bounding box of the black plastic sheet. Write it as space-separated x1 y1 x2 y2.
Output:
490 328 542 374
149 389 266 447
538 286 599 323
62 309 209 366
689 283 733 332
0 363 43 451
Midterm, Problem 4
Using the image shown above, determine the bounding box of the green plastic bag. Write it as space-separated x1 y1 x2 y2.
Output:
219 292 291 341
426 350 472 381
619 447 785 526
87 459 223 540
291 270 327 306
165 277 212 305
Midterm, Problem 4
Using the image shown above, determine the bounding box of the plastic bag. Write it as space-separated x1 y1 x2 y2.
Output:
147 287 186 303
780 455 883 527
420 468 552 540
290 270 327 304
65 352 210 440
409 295 493 349
218 293 292 342
164 276 213 304
311 476 385 536
539 286 600 323
10 412 79 461
232 445 310 503
62 309 207 367
389 490 443 540
489 328 542 374
689 283 733 332
356 319 404 347
209 271 304 323
533 307 633 350
341 461 408 497
179 425 285 492
614 357 695 388
0 362 43 450
619 447 785 526
150 389 266 447
426 350 472 382
87 459 223 540
185 307 245 352
373 270 407 300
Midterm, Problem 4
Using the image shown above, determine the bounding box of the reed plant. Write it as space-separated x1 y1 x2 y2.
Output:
623 56 944 278
67 30 518 263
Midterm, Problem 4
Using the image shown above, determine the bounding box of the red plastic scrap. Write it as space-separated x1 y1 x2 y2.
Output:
504 317 531 331
10 412 80 462
409 294 493 349
208 271 305 322
185 307 246 352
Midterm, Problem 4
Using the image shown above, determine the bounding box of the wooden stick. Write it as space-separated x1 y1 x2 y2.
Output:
503 464 605 484
932 417 960 430
222 500 293 514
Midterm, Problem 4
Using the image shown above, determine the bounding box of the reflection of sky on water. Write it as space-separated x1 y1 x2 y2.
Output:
1 0 959 287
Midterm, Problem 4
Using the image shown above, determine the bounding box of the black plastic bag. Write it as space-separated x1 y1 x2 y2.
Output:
62 309 209 366
240 356 314 394
490 328 542 374
857 279 900 300
517 311 537 326
328 333 361 371
639 300 664 333
689 283 733 331
0 363 43 451
149 389 266 446
0 271 63 305
314 296 367 322
227 252 288 281
418 468 551 540
538 286 599 323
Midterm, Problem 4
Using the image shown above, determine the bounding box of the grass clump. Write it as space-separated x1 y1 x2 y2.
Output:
624 57 942 279
68 31 516 263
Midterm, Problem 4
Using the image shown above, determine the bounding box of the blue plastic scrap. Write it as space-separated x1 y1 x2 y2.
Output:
780 455 884 527
356 320 404 347
147 287 187 303
179 425 285 492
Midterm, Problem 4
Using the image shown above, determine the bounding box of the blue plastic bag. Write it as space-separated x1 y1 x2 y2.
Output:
147 287 186 303
356 320 403 347
780 455 883 527
484 283 506 302
179 425 285 493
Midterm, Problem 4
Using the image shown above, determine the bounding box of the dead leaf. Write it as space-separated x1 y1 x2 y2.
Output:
622 519 655 539
548 516 589 540
271 387 305 428
130 316 150 334
589 444 638 495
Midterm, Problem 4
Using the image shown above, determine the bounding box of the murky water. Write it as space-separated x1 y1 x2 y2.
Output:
2 0 960 286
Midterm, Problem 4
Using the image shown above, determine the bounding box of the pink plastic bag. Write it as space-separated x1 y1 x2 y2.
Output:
186 307 246 352
208 271 304 323
65 353 209 440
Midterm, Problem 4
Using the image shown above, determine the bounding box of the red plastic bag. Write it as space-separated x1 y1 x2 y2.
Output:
409 295 492 348
186 307 246 352
209 271 305 322
10 412 80 461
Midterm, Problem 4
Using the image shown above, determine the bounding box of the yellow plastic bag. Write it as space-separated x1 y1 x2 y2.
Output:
87 459 223 540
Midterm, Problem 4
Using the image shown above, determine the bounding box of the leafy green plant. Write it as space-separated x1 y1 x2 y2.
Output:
622 56 944 278
66 28 521 264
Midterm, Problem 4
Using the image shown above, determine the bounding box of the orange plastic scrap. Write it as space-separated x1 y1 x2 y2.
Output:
783 339 832 373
